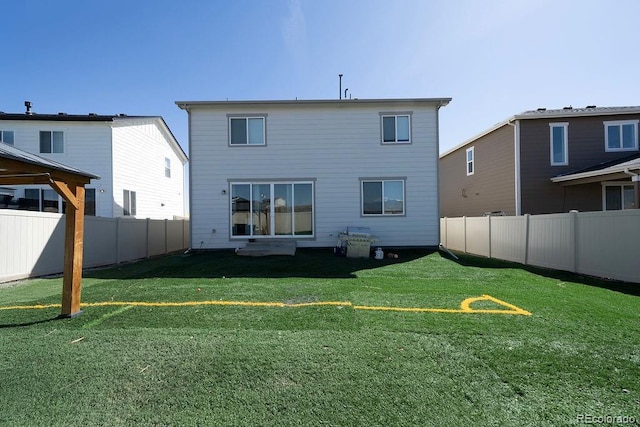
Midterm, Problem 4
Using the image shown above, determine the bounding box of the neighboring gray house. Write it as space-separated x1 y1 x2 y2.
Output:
0 106 188 219
439 106 640 217
176 98 450 249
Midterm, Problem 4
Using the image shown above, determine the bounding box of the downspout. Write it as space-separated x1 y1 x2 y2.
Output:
435 104 442 245
507 119 521 215
624 168 640 209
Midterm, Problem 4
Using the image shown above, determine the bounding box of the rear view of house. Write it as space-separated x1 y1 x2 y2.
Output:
177 98 450 249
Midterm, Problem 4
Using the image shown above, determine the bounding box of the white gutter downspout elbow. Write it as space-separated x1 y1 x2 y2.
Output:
625 168 640 210
623 168 640 181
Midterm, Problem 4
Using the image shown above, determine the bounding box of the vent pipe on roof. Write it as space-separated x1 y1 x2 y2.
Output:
339 74 343 100
25 101 32 115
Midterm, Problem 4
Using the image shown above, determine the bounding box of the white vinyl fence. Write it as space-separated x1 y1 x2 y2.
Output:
0 210 190 282
441 210 640 284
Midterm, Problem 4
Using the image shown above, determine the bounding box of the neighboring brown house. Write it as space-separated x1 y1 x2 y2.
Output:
439 106 640 217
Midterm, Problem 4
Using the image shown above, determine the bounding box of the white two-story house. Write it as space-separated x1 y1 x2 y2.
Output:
176 98 450 249
0 106 188 219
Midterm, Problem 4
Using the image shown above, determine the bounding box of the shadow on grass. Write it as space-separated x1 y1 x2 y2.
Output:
0 315 62 329
84 248 436 281
446 252 640 297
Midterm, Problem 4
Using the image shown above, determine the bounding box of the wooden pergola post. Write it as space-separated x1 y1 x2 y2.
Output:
51 180 86 317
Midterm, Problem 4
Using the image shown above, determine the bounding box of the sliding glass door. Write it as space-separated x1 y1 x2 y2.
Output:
231 182 314 238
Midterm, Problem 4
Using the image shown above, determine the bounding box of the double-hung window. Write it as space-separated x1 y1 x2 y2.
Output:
123 190 137 216
0 130 14 145
550 123 569 165
39 131 64 153
466 147 474 175
381 114 411 144
604 120 638 152
165 158 171 178
229 116 265 145
361 179 405 216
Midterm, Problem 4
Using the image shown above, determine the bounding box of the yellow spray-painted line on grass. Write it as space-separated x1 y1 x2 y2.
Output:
0 294 531 316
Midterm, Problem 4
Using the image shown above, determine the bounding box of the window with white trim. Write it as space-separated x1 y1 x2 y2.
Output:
381 114 411 143
604 120 638 152
550 123 569 165
0 130 14 145
361 179 405 215
39 131 64 153
603 183 636 210
229 117 265 145
230 181 314 237
466 147 474 176
123 190 137 216
165 158 171 178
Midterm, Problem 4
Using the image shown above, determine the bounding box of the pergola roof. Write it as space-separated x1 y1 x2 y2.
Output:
0 143 99 184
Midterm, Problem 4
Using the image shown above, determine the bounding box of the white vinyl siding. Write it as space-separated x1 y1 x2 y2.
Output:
0 118 184 219
604 120 639 152
188 102 441 249
550 123 569 165
112 119 186 219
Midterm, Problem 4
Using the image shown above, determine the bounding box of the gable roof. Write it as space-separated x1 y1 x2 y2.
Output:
440 105 640 158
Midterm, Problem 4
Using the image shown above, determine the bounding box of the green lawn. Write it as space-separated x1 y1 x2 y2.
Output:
1 249 638 426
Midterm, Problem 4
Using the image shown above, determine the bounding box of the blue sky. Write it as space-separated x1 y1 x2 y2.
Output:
3 0 640 155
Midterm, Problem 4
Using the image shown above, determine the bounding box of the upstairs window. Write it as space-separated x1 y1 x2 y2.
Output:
550 123 569 165
39 131 64 153
165 158 171 178
466 147 474 176
123 190 137 216
381 114 411 143
0 130 14 145
604 120 638 152
229 117 265 145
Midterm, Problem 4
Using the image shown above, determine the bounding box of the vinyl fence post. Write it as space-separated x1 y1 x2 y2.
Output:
116 217 121 264
164 219 169 254
570 211 578 273
488 215 492 259
523 214 530 265
146 218 150 259
463 216 467 254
